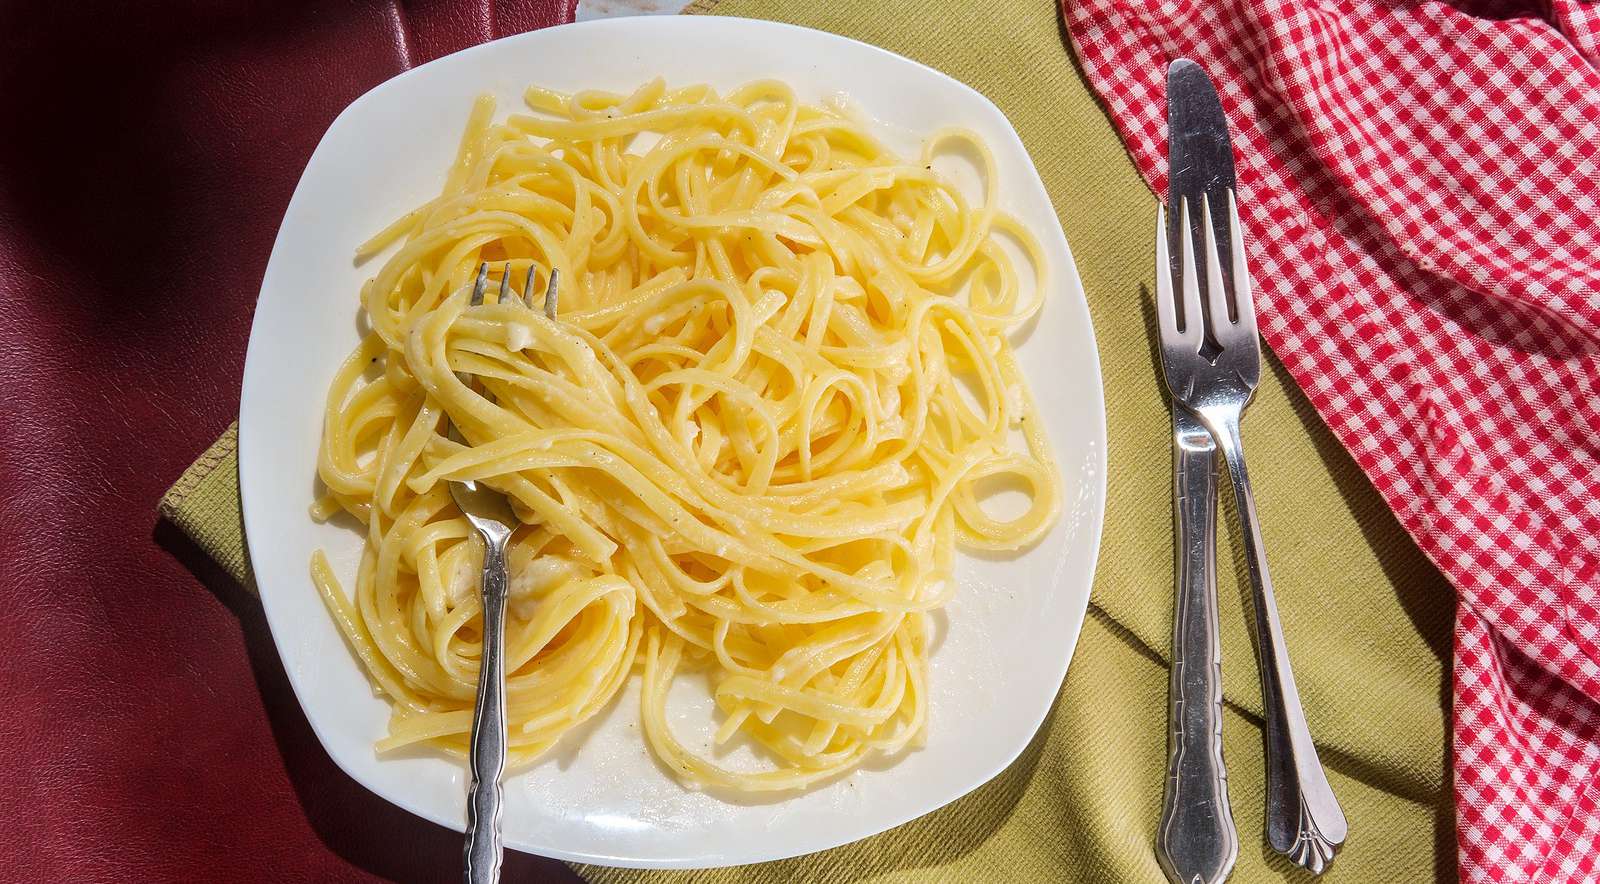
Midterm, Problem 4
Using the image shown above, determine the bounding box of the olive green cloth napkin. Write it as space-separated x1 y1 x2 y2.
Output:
159 0 1458 879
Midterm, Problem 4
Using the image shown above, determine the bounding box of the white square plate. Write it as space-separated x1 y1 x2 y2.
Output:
239 15 1105 868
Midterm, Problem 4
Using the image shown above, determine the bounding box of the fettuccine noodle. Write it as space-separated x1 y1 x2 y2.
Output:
311 78 1061 792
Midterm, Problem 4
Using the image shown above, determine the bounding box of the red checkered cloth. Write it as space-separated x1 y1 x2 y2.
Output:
1062 1 1600 880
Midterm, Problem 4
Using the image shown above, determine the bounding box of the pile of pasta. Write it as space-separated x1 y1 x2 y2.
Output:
312 78 1061 791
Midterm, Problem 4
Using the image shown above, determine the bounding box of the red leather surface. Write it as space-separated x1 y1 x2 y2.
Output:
0 3 583 881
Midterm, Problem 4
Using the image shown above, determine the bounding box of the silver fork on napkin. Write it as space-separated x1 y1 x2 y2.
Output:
1157 59 1348 876
450 260 560 884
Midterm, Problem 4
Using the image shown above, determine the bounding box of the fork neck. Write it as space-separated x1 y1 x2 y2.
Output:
1190 401 1245 464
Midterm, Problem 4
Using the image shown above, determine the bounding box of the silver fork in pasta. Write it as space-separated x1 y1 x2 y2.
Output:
451 260 559 884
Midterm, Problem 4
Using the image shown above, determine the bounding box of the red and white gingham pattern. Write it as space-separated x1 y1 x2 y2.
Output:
1061 1 1600 880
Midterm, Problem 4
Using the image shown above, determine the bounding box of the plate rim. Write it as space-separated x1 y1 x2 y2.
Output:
238 14 1107 869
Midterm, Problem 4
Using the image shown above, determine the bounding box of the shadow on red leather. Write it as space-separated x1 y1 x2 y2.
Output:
154 521 581 883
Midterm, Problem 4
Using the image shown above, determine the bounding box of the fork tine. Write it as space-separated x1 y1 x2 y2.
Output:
498 261 512 305
544 268 561 320
453 262 493 444
470 262 489 307
524 263 539 310
1201 193 1231 329
1178 197 1205 349
1154 204 1182 346
1227 190 1255 333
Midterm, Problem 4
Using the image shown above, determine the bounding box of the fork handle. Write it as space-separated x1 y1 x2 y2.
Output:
464 539 509 884
1157 408 1238 884
1202 408 1347 875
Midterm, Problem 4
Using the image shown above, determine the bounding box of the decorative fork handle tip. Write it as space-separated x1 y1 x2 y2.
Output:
1284 809 1340 875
